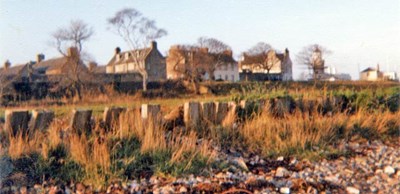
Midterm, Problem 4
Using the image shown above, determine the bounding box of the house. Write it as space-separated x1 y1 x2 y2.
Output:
360 65 384 81
34 47 89 76
210 50 239 82
0 60 32 82
383 72 398 81
106 41 166 82
239 48 292 81
166 46 239 82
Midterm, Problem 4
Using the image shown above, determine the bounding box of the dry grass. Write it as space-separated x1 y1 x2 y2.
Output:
7 131 44 160
240 108 400 157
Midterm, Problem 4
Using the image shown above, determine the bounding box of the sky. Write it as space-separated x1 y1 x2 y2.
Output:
1 0 399 80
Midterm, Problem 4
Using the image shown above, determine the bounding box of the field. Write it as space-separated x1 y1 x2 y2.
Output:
0 81 399 193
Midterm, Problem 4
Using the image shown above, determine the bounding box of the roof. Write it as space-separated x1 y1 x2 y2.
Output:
361 67 377 73
34 57 68 72
91 65 106 74
0 64 28 76
210 53 237 64
107 48 152 66
241 49 287 65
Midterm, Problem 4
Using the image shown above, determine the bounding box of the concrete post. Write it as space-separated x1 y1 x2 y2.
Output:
29 110 55 131
70 109 92 136
103 107 126 130
222 101 238 127
4 110 29 136
215 102 229 125
184 102 200 128
141 104 161 120
200 102 216 124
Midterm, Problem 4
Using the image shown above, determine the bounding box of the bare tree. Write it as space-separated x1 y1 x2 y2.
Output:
197 37 231 80
296 44 331 81
247 42 272 56
242 42 277 79
167 45 211 94
51 20 94 100
107 8 167 91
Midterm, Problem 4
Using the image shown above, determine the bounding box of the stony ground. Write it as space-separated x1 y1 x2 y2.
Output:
1 140 399 194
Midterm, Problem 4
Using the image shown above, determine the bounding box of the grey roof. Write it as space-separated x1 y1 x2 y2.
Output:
361 67 378 73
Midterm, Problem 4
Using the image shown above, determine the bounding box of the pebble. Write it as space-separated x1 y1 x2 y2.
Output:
279 187 290 194
384 166 395 175
346 186 360 194
275 167 290 178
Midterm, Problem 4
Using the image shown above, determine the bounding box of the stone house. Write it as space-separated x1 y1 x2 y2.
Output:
239 48 292 81
0 60 32 82
166 46 239 82
106 41 166 82
34 47 89 76
209 50 239 82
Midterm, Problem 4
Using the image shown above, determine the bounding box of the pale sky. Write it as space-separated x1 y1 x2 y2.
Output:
1 0 399 80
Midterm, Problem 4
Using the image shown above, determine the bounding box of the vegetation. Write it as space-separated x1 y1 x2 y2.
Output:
0 81 399 188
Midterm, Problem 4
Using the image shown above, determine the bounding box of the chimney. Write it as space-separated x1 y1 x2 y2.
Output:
36 54 45 63
88 61 97 71
115 47 121 55
150 41 157 49
200 47 209 54
223 50 233 57
67 47 79 57
3 60 11 69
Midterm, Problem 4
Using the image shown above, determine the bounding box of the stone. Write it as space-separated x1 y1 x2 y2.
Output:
275 167 290 178
384 166 395 176
200 102 216 124
28 110 55 131
103 107 125 130
4 110 29 136
280 187 290 194
215 102 229 125
70 109 92 136
184 102 200 128
179 186 188 193
346 187 360 194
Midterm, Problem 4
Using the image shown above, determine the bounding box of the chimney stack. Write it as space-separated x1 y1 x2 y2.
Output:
200 47 209 54
88 61 97 71
3 60 11 69
115 47 121 55
150 41 157 49
67 47 79 57
36 54 45 63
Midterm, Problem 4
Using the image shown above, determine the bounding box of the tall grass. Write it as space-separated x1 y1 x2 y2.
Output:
240 108 400 157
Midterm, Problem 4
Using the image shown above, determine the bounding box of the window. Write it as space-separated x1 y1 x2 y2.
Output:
231 75 234 81
225 75 228 80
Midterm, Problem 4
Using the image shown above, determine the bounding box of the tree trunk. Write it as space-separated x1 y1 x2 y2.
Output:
142 72 148 92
